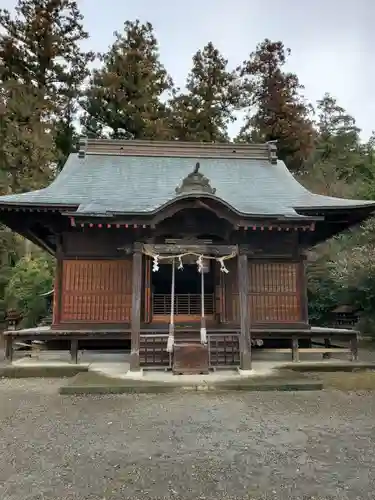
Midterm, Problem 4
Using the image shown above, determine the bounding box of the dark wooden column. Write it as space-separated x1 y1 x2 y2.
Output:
52 237 63 327
130 243 143 371
237 251 252 370
298 254 309 324
5 335 13 362
350 334 359 362
70 339 78 364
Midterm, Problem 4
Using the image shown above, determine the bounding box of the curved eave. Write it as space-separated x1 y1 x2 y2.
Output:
298 203 375 247
64 192 315 222
295 202 375 212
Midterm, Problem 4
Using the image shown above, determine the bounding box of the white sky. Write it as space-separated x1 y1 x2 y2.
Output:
2 0 374 139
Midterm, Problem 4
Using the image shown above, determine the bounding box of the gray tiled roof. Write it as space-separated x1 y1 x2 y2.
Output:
0 153 374 217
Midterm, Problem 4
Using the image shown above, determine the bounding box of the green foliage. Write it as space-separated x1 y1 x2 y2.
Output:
0 80 57 193
0 0 94 169
80 20 173 140
169 42 241 142
5 256 54 328
237 39 315 173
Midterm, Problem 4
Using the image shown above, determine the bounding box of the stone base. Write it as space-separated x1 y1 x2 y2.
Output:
125 368 143 378
59 371 324 395
237 368 254 376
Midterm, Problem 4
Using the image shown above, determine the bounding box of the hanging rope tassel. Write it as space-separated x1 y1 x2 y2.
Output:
200 258 207 345
167 258 175 353
217 257 229 273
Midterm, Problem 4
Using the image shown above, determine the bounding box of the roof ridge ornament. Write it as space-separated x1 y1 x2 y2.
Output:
175 162 216 195
266 140 278 164
78 135 88 159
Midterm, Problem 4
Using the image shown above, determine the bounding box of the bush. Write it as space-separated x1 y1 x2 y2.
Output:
5 256 54 328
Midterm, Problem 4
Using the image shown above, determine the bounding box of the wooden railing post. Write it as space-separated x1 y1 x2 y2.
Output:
237 250 252 370
291 337 299 362
350 334 359 362
130 243 143 371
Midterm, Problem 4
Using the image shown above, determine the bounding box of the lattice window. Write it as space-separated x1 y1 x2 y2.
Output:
248 262 301 323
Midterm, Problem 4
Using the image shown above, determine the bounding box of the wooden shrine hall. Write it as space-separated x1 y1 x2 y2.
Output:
1 138 375 373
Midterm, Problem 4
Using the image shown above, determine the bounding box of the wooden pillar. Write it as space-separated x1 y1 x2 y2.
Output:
5 335 13 362
70 338 78 364
237 251 252 370
130 243 143 371
52 237 63 326
291 337 299 362
323 338 332 359
350 335 359 362
298 255 309 323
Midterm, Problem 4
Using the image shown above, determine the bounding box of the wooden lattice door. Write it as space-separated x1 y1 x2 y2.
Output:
219 258 239 323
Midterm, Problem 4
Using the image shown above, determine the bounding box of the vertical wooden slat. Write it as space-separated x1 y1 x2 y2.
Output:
60 258 133 323
221 258 238 323
248 261 302 324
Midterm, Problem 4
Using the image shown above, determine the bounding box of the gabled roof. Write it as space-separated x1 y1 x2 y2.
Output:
0 139 374 218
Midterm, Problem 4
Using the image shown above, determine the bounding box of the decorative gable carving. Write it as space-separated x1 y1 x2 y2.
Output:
175 162 216 195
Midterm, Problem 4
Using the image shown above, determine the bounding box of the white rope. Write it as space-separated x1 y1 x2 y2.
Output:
143 245 236 273
152 255 159 272
199 258 207 345
166 258 175 353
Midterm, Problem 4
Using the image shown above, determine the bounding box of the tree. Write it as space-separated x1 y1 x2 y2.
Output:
0 0 93 167
0 80 56 194
5 255 54 328
80 20 173 140
169 42 240 142
237 39 315 172
314 93 365 180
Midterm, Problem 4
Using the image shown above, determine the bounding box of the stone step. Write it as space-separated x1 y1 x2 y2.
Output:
58 371 323 395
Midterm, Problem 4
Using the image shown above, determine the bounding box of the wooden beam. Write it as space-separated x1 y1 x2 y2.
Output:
145 243 237 256
23 229 55 255
237 252 252 370
262 348 350 354
130 243 143 371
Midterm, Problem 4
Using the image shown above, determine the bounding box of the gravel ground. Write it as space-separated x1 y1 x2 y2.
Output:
0 381 375 500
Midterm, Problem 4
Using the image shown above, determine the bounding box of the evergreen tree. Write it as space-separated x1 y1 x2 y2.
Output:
80 20 173 140
0 0 93 167
0 80 56 194
169 42 240 142
237 39 314 172
314 94 366 180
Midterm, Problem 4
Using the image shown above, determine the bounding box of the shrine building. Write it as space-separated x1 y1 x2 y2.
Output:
1 138 374 373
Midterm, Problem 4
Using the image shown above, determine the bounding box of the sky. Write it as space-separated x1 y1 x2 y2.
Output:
2 0 375 140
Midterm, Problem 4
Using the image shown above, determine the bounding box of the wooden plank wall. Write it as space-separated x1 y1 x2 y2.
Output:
221 259 303 324
58 259 133 323
248 262 301 323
